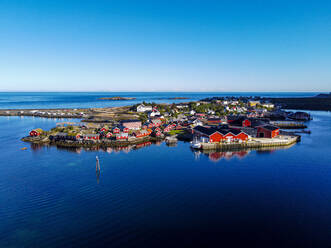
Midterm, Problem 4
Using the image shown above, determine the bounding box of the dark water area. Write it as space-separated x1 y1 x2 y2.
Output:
0 92 320 109
0 112 331 247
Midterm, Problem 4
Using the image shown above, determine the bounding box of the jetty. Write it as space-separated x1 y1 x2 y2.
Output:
270 121 307 129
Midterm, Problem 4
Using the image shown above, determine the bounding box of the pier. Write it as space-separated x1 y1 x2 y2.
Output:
270 121 307 129
199 135 299 150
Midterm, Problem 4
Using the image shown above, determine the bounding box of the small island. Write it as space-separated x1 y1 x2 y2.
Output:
17 97 308 151
98 96 136 101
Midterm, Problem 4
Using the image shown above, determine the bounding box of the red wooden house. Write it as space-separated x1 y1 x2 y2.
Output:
113 127 120 134
100 127 108 132
133 130 150 138
193 126 249 143
29 128 43 137
257 125 279 138
116 132 129 140
82 134 100 140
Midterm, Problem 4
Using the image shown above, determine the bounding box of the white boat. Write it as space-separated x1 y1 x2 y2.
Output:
190 139 201 149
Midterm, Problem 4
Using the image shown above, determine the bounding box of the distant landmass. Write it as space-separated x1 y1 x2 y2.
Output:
314 92 331 98
98 97 136 101
265 93 331 111
168 97 189 100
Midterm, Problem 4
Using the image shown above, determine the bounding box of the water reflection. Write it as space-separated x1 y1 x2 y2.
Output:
30 140 158 154
202 150 250 162
96 170 100 184
199 143 297 162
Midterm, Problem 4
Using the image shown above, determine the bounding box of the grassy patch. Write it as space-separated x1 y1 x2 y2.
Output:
168 130 184 135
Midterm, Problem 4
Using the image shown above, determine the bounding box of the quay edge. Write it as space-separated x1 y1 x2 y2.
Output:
199 135 300 150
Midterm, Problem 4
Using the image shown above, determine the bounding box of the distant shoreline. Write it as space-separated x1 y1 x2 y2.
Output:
264 96 331 111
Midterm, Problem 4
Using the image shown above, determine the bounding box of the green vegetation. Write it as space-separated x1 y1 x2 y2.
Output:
168 130 184 135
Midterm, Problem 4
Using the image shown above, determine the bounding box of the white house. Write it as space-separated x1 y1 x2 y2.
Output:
137 104 153 112
207 109 215 115
262 103 274 109
149 110 161 117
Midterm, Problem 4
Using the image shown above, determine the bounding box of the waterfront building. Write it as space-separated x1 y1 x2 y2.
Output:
256 125 280 138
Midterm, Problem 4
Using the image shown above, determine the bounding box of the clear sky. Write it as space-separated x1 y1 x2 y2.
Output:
0 0 330 92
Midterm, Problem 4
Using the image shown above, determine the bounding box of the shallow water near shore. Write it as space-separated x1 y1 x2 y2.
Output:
0 111 331 247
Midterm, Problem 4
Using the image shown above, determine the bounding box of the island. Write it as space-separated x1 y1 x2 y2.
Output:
168 97 189 100
98 96 136 101
15 97 309 152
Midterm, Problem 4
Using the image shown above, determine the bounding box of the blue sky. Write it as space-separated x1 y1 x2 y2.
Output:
0 0 330 92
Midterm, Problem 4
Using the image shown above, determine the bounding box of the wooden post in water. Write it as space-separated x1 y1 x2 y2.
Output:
96 156 101 172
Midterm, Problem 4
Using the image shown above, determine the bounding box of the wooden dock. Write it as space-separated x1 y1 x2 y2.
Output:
270 121 307 129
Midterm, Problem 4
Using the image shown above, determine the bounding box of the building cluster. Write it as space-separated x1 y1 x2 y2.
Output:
28 98 309 146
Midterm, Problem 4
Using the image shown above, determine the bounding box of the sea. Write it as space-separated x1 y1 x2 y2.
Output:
0 91 320 109
0 92 330 247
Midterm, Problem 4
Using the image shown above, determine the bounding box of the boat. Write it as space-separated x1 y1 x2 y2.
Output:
190 137 202 149
190 141 201 149
165 136 178 144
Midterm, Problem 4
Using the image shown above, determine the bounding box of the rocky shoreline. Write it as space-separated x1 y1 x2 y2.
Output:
22 135 164 148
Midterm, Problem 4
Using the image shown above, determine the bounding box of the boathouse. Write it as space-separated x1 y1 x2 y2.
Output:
257 125 280 138
193 126 249 143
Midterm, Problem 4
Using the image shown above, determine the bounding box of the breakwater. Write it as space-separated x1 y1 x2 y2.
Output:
270 121 307 129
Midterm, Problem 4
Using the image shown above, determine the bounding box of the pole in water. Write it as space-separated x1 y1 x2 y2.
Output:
96 156 101 172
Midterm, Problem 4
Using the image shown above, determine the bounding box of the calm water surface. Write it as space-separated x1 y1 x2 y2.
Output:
0 111 330 247
0 92 320 109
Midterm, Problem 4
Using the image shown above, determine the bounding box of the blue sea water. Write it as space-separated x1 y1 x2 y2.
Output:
0 110 330 247
0 91 320 109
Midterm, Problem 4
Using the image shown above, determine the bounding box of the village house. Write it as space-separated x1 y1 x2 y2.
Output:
82 134 100 140
29 128 43 136
136 104 153 112
113 127 120 134
256 125 280 138
148 110 160 117
133 129 151 138
151 118 162 127
116 132 129 140
120 119 142 130
262 103 275 109
248 100 260 107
